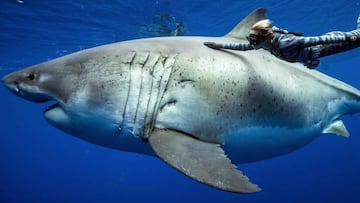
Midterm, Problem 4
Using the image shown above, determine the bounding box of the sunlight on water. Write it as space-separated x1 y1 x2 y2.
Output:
137 12 188 38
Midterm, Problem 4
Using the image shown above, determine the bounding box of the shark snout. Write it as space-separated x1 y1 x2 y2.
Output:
2 71 53 103
2 73 20 94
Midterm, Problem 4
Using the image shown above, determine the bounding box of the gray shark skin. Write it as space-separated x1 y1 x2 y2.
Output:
2 8 360 193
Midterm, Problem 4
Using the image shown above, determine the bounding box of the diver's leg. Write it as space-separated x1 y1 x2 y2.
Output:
303 42 358 69
303 15 360 46
323 14 360 43
317 42 358 57
323 30 360 43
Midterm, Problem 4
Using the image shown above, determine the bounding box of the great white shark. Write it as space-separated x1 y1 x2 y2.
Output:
2 8 360 193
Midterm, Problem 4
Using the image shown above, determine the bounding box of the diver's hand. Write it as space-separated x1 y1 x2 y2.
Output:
204 42 223 50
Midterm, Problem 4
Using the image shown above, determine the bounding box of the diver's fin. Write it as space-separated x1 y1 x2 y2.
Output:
322 119 350 138
224 8 266 40
148 129 261 193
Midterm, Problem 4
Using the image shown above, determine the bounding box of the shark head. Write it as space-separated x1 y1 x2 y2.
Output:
2 57 84 114
2 50 156 155
2 59 85 133
3 65 56 103
2 55 126 147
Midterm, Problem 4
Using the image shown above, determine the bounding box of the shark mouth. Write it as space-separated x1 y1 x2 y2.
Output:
44 102 59 113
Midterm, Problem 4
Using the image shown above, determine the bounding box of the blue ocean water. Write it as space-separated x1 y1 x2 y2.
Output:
1 0 360 202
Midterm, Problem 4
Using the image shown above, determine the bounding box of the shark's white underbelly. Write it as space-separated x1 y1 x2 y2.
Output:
223 125 321 163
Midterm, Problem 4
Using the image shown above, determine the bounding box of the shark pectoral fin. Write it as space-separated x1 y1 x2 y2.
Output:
148 129 261 193
322 119 350 138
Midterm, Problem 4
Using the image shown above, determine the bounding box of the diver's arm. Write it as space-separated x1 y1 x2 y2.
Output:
204 42 253 50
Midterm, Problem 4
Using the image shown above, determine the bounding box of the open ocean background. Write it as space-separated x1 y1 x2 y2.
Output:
1 0 360 202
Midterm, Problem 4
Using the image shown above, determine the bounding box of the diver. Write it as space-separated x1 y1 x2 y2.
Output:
204 16 360 69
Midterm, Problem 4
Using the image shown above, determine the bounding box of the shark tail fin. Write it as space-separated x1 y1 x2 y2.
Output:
224 8 267 40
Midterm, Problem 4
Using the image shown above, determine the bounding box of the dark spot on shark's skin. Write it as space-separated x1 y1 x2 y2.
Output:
27 73 35 81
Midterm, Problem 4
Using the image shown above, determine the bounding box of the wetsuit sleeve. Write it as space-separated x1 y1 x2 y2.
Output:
221 43 254 50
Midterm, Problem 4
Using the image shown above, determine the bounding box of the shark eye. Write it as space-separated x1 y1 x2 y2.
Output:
27 73 36 81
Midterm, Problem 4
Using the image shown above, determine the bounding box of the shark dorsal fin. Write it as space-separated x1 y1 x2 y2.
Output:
224 8 267 40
